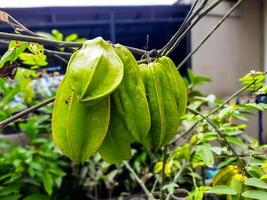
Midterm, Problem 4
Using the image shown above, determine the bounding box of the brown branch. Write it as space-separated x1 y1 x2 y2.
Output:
123 161 155 200
0 97 55 128
162 0 224 56
0 32 146 55
159 0 202 54
0 11 39 36
160 146 168 200
177 0 243 69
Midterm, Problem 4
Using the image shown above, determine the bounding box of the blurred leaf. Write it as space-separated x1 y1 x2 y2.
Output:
242 190 267 200
226 137 244 146
244 178 267 189
206 185 237 195
42 171 53 195
65 34 78 42
196 144 214 167
23 194 50 200
239 71 265 91
162 182 178 193
257 85 267 94
187 69 211 87
51 29 63 41
0 42 28 68
246 166 264 178
0 183 20 197
0 194 22 200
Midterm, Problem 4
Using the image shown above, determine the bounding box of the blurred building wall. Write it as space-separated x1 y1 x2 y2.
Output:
191 0 265 140
192 0 263 97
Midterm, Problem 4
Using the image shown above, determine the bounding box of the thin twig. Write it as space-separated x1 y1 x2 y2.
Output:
187 107 248 174
0 32 146 55
0 32 81 48
177 0 243 69
159 0 201 54
151 175 160 195
160 146 168 200
44 49 68 64
163 0 223 56
166 163 188 200
123 161 155 200
0 97 55 128
0 11 72 62
0 11 39 36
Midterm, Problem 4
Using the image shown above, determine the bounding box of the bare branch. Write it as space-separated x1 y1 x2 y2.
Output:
123 161 155 200
159 0 202 54
0 97 55 128
0 11 39 36
163 0 223 56
0 32 146 55
177 0 243 69
160 146 168 200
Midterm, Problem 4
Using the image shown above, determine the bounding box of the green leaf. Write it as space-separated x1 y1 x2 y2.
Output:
238 103 267 111
244 178 267 189
246 166 264 178
239 71 265 91
65 34 78 42
226 137 244 146
197 144 214 167
162 183 178 193
248 159 263 166
242 190 267 200
42 172 53 195
27 43 44 55
0 184 21 197
187 69 211 87
210 146 223 155
0 42 28 68
257 84 267 94
23 194 50 200
52 29 63 41
154 161 163 174
0 194 22 200
206 185 237 195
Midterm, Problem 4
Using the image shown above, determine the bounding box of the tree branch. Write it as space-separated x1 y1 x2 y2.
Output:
0 11 39 36
123 161 155 200
162 0 224 56
177 0 243 69
0 97 55 128
160 146 168 200
159 0 202 54
0 32 146 55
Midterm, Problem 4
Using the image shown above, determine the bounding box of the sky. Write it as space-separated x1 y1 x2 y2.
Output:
0 0 180 7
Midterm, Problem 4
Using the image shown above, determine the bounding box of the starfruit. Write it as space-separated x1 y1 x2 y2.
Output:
66 37 123 105
52 76 110 163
